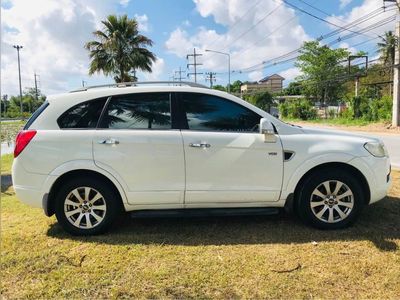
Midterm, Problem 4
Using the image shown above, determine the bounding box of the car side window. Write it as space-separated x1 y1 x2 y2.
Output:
100 93 171 129
57 97 107 129
179 93 261 132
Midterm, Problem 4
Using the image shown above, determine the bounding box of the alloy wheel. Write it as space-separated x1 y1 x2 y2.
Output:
64 186 107 229
309 180 354 223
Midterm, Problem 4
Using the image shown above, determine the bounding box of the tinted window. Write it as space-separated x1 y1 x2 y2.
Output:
180 93 261 132
57 98 107 129
24 101 49 129
100 93 171 129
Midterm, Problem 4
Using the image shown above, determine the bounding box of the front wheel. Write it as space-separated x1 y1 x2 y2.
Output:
297 169 365 229
54 177 120 235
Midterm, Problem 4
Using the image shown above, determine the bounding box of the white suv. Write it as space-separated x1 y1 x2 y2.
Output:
12 82 391 235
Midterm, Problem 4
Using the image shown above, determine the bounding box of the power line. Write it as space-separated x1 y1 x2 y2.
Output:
230 7 390 73
232 11 396 74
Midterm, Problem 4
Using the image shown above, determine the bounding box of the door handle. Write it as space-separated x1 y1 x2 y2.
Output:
98 138 119 145
189 142 211 148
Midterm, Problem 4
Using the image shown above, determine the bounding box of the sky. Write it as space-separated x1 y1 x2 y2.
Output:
0 0 398 96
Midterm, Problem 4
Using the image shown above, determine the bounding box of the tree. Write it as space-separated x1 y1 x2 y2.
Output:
244 91 273 112
377 31 397 66
295 41 350 104
212 85 226 92
283 81 303 95
85 15 156 83
227 80 243 93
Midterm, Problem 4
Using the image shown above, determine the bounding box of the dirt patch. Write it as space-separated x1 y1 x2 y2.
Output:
293 121 400 135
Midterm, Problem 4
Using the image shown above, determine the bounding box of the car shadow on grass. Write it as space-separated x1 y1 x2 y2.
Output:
1 174 13 193
47 196 400 252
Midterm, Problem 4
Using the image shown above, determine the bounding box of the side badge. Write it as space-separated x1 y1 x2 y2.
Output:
268 152 277 156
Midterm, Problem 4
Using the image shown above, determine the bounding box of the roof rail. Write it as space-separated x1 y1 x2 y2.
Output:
70 81 208 93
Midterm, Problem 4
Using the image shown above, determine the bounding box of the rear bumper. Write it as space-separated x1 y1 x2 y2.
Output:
12 158 55 211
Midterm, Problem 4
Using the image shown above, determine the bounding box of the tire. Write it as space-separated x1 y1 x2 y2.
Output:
297 168 364 229
54 177 120 235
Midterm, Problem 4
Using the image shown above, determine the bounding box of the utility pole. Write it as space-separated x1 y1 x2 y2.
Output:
174 67 186 82
205 72 216 88
393 21 400 126
205 49 231 92
13 45 23 115
187 48 203 83
384 0 400 126
34 73 39 101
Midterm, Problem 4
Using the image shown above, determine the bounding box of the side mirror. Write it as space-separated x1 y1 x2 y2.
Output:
260 118 276 143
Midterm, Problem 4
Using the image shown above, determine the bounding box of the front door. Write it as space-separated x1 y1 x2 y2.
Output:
177 92 283 204
93 92 185 206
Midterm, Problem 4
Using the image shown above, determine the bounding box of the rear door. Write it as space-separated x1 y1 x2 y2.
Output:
93 92 185 206
177 92 283 205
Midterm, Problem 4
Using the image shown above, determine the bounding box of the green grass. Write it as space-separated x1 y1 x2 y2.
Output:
1 154 13 175
282 117 385 127
1 160 399 298
1 121 24 143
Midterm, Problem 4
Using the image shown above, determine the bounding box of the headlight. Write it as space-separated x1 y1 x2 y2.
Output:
364 142 388 157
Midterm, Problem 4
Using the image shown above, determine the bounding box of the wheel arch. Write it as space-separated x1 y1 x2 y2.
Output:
291 162 371 212
46 169 125 217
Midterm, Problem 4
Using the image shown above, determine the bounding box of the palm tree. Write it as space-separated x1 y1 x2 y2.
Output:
85 15 156 83
377 31 398 66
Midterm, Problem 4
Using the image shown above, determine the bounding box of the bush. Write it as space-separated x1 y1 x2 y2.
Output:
279 99 317 120
278 102 289 118
328 108 336 119
349 95 392 122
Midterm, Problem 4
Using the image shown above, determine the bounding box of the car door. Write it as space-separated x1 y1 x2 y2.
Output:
177 92 283 205
93 92 185 206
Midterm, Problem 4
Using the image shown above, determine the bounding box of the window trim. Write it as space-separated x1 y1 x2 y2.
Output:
24 101 49 130
175 92 263 134
57 97 108 130
96 92 175 131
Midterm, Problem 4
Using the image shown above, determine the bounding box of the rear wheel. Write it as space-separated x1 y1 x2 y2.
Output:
297 169 364 229
55 177 120 235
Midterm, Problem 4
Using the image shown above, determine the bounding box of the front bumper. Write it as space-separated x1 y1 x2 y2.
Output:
349 155 391 204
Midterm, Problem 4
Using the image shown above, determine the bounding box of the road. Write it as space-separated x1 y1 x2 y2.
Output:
356 132 400 169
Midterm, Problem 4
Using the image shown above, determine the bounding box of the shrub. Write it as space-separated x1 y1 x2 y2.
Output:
278 102 289 118
279 99 317 120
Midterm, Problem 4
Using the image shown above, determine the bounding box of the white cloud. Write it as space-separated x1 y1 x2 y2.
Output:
142 58 165 81
248 71 263 82
338 42 357 54
279 67 302 82
0 0 154 96
340 0 352 9
165 0 310 82
119 0 130 7
134 14 149 32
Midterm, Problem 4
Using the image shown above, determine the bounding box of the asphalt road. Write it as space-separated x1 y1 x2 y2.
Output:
359 132 400 169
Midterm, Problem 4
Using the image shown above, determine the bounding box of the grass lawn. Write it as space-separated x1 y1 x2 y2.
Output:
1 121 24 143
1 156 399 299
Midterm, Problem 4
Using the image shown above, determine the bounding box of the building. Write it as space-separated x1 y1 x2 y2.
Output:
240 74 285 95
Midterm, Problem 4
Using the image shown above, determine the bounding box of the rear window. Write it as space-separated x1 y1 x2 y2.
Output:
57 97 107 129
23 101 49 129
99 93 171 129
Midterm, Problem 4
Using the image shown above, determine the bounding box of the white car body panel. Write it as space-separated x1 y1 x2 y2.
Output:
93 130 185 205
12 85 391 215
181 131 283 203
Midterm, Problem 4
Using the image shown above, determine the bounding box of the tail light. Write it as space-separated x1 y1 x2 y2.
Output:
14 130 37 158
